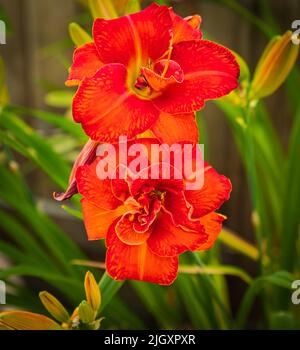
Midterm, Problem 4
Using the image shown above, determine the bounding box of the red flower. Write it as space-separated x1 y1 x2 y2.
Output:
75 139 232 285
67 3 239 144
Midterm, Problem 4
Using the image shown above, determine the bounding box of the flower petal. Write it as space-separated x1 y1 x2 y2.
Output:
81 199 125 240
198 212 225 250
184 15 202 30
141 60 183 91
93 3 172 68
76 159 122 210
129 166 184 198
115 213 151 245
153 40 240 114
148 210 207 257
170 9 202 44
151 112 199 144
66 43 103 87
163 190 203 232
54 139 98 201
106 224 178 285
72 63 160 142
185 163 232 218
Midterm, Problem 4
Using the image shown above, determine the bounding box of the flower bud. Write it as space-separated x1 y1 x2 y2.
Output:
39 291 70 323
69 23 92 48
251 31 299 100
113 0 141 16
0 311 62 330
84 271 101 312
78 301 95 324
88 0 118 19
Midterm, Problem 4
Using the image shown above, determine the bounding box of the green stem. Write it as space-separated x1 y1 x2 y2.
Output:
191 252 234 329
97 272 124 316
241 93 272 327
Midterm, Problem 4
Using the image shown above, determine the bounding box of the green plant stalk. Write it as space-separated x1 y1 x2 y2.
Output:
236 271 294 329
240 95 273 327
191 252 234 329
179 264 253 285
98 272 124 315
278 105 300 309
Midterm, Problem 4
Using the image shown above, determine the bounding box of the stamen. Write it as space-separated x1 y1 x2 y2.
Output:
129 214 135 222
161 35 174 78
161 48 173 78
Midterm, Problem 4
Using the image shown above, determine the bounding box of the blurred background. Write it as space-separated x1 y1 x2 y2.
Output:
0 0 299 330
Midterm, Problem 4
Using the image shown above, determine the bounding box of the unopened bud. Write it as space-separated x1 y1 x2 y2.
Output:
39 291 70 323
78 301 95 324
251 31 299 100
84 271 101 312
69 23 92 48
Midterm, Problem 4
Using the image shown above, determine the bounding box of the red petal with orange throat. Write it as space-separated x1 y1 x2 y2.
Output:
72 63 159 142
151 112 199 145
106 223 178 285
185 163 232 219
93 3 172 68
153 40 240 114
148 210 207 257
66 43 103 87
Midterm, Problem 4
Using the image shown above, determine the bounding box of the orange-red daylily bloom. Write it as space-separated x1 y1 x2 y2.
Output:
75 139 232 285
67 3 239 144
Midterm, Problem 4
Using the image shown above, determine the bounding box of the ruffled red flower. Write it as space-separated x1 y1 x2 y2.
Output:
67 3 239 144
75 138 232 285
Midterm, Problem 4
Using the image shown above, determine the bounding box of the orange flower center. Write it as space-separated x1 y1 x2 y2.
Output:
131 188 166 234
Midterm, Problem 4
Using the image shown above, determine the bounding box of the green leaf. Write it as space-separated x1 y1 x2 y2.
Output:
278 105 300 308
0 265 84 305
0 164 86 277
175 274 212 329
44 90 74 108
69 23 92 47
0 211 53 268
236 271 294 328
62 205 83 220
219 228 259 262
0 241 30 264
179 264 253 285
131 281 180 329
0 110 70 188
98 272 124 313
7 105 87 141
